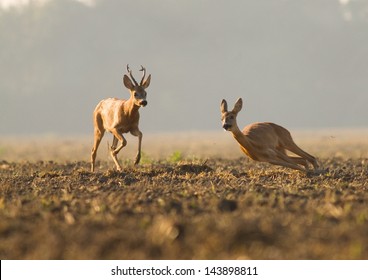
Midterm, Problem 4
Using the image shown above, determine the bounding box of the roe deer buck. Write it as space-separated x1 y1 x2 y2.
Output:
220 98 319 172
91 65 151 172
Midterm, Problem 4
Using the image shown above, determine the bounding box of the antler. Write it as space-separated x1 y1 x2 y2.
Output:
126 64 139 86
139 65 146 86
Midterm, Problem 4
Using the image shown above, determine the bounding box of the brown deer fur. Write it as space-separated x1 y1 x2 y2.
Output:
91 65 151 172
221 98 319 172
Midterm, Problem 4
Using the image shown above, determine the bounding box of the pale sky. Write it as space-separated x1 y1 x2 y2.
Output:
0 0 97 9
1 0 367 135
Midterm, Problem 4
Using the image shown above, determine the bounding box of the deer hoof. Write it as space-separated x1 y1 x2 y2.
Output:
134 155 141 165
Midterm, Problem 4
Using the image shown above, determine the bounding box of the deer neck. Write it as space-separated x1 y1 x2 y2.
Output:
230 123 252 149
124 97 140 117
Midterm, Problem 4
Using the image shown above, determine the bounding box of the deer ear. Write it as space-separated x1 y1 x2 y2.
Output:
142 74 151 89
232 98 243 113
221 99 228 113
123 75 135 90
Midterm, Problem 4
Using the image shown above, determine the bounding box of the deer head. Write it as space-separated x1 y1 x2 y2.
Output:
220 98 243 131
123 65 151 107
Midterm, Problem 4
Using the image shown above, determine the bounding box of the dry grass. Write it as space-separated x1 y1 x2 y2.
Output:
0 130 367 259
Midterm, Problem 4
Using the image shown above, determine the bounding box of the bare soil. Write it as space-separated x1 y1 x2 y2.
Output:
1 154 367 259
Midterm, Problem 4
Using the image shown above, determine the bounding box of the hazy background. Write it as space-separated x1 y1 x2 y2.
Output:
1 0 368 136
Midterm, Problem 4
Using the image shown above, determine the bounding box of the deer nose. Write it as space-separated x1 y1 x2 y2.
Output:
140 100 147 107
223 124 231 130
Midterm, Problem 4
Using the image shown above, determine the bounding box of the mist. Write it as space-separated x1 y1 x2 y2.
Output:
1 0 368 135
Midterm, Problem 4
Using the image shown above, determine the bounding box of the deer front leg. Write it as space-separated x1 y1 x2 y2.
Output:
110 129 127 171
110 135 118 151
131 129 143 165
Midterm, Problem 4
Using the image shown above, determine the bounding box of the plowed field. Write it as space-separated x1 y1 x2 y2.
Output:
0 131 367 259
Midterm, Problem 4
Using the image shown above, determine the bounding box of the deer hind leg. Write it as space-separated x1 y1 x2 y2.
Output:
268 159 306 171
288 156 309 169
276 147 309 169
272 150 307 171
130 128 143 165
285 141 319 170
259 149 305 171
91 114 105 172
109 129 127 171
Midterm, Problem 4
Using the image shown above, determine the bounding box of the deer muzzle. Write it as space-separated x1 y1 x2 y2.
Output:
223 123 231 131
140 100 147 107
